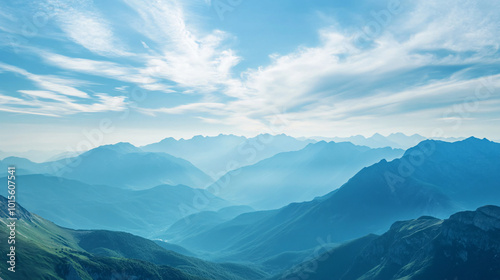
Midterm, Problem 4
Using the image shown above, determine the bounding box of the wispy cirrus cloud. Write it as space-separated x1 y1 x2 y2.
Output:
122 0 241 93
46 0 129 56
30 0 241 96
41 52 171 91
0 63 128 116
140 0 500 136
0 62 90 98
0 89 128 117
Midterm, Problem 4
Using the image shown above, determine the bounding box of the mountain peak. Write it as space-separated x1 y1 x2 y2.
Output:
463 136 490 143
158 137 177 143
89 142 141 154
388 132 407 137
371 133 385 138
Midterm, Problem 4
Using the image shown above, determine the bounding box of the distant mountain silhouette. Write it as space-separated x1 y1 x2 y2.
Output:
142 134 315 178
0 149 66 163
312 133 464 149
210 141 403 209
279 205 500 280
0 142 213 189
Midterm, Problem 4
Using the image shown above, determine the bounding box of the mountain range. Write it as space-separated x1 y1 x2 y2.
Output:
142 134 316 178
1 136 499 278
0 142 213 189
311 133 464 150
164 137 500 271
0 133 472 166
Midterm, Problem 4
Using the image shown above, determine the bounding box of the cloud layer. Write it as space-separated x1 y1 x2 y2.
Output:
0 0 499 140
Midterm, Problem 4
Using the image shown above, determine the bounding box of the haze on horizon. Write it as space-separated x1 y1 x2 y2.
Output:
1 0 500 151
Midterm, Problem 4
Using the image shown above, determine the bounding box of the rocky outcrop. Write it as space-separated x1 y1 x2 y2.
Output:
281 205 500 280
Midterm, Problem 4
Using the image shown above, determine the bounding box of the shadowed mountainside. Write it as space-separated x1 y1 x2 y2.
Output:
278 205 500 280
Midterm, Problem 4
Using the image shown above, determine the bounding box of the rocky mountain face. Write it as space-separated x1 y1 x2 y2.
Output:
280 205 500 280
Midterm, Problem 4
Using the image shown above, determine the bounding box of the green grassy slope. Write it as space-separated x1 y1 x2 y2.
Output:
0 195 266 280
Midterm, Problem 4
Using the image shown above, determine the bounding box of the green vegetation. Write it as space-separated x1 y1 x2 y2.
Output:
0 196 267 280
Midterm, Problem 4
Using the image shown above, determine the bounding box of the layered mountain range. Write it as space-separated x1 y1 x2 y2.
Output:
163 137 500 270
0 142 212 190
0 135 499 279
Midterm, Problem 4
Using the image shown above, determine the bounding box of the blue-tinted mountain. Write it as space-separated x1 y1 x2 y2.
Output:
0 174 230 237
0 149 65 162
0 156 44 174
54 142 214 189
313 133 463 149
168 138 500 268
142 134 315 178
210 141 404 209
312 133 425 149
0 195 267 280
0 142 213 189
279 205 500 280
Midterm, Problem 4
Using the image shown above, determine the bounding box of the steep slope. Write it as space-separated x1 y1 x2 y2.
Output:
171 138 500 266
0 142 213 189
280 205 500 280
75 230 268 280
210 141 404 209
142 134 315 177
0 174 231 237
276 234 379 280
0 196 205 280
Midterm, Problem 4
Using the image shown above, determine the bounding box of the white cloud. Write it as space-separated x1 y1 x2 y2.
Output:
0 63 129 116
122 0 241 93
39 1 242 95
42 52 160 86
19 90 73 102
0 62 90 98
2 0 499 138
0 90 128 117
47 0 128 56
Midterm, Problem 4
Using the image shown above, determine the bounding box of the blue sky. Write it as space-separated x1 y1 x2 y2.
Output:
1 0 500 151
